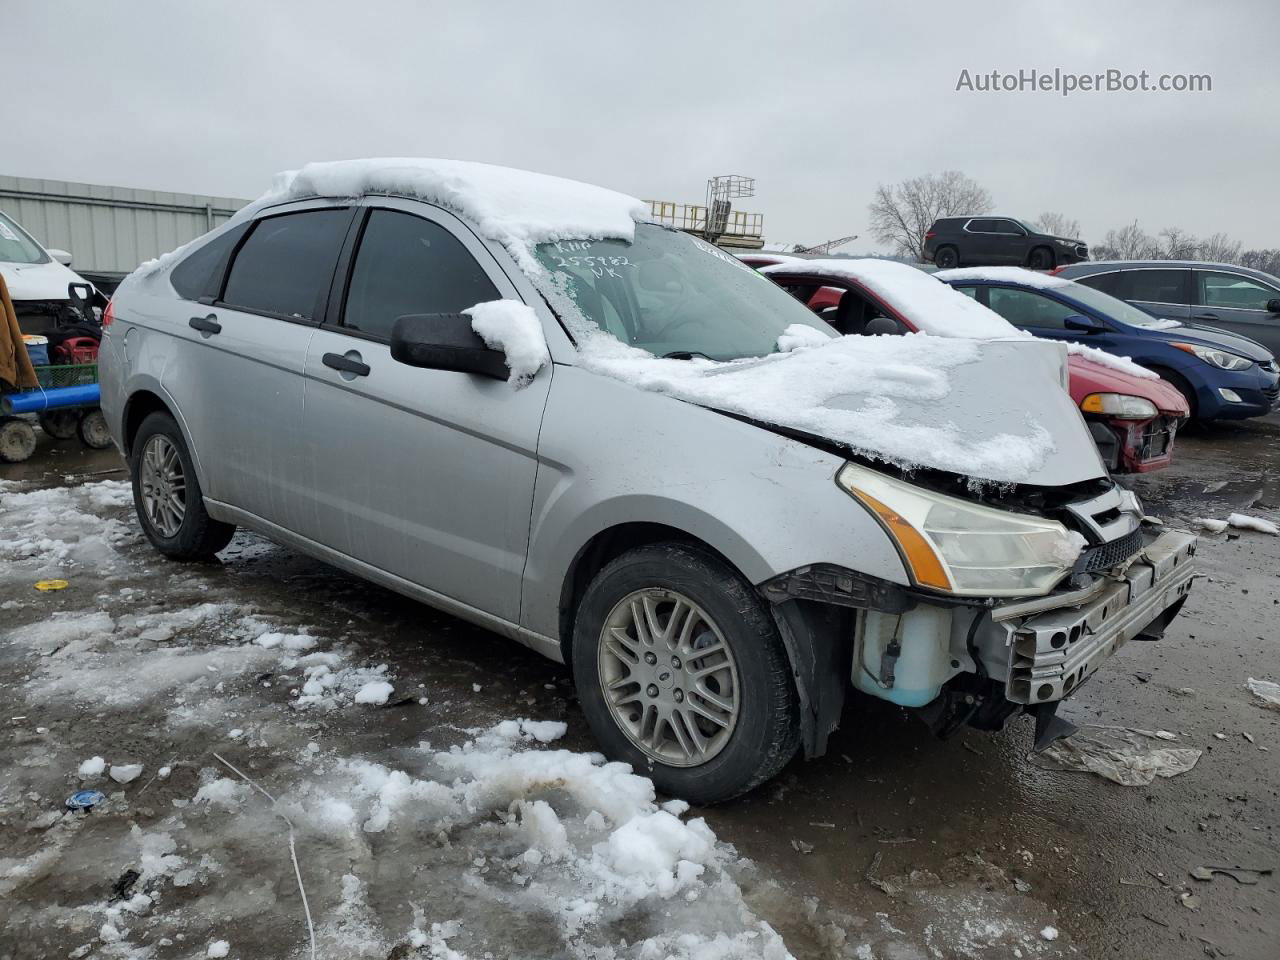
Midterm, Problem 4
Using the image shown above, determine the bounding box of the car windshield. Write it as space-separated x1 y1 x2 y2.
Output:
0 211 50 265
534 224 833 361
1059 278 1181 329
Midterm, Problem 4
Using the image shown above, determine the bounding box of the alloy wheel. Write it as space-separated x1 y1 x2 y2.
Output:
597 587 740 767
140 434 187 538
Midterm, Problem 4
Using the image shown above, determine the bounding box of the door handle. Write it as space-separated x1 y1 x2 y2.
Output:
189 314 222 335
322 352 371 377
1193 312 1219 321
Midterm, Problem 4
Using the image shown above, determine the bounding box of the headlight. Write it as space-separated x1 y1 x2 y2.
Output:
1079 393 1158 419
836 462 1084 597
1172 342 1251 371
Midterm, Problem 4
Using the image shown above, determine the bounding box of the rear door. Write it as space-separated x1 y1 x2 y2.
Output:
298 199 549 624
160 201 354 530
1118 268 1192 323
1192 269 1280 356
965 218 1024 264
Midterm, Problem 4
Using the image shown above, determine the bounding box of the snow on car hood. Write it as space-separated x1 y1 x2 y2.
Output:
0 258 88 302
580 332 1104 486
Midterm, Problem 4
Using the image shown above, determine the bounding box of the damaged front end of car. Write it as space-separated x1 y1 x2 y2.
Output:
759 467 1197 758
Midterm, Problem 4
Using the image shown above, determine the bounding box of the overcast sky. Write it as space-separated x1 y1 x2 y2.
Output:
8 0 1279 251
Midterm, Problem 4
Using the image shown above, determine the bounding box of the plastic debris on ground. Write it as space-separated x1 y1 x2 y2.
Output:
65 789 106 811
34 579 69 591
1033 727 1202 786
1245 678 1280 710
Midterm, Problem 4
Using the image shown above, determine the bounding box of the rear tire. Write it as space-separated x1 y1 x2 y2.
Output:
571 543 800 804
1028 246 1056 270
933 246 959 269
130 412 235 560
0 418 37 463
38 411 79 440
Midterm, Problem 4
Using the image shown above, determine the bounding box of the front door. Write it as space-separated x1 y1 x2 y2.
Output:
299 200 549 624
1192 269 1280 356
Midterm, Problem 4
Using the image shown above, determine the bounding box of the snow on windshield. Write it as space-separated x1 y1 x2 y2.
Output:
763 258 1019 339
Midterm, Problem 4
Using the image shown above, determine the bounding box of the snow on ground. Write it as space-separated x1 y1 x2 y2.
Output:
463 299 551 386
2 477 1067 958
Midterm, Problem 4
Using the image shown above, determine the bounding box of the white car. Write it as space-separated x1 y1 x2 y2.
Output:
0 208 99 332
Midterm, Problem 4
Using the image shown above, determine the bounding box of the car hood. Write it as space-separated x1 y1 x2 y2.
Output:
1140 321 1273 361
583 335 1105 487
1067 355 1190 416
0 259 89 302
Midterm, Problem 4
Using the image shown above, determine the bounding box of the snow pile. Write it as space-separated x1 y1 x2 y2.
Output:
1197 514 1279 536
463 299 550 386
577 331 1057 482
1064 342 1158 380
273 720 793 957
776 323 832 353
1245 678 1280 710
353 680 395 706
935 266 1075 290
764 258 1018 339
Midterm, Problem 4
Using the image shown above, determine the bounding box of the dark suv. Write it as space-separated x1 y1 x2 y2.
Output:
923 217 1088 270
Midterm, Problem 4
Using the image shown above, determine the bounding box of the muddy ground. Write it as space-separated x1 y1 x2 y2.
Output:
2 417 1277 960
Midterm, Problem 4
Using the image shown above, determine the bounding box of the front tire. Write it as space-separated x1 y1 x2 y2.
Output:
571 543 800 803
130 412 235 560
1028 246 1055 270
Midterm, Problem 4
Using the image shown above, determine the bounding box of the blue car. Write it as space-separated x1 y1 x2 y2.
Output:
936 267 1280 422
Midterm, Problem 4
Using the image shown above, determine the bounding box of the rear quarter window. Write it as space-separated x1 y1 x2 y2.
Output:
169 224 248 301
1073 272 1122 296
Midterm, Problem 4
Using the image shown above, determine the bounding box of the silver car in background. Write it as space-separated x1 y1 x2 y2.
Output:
100 162 1197 802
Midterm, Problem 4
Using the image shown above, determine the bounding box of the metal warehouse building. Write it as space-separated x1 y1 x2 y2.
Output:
0 174 248 286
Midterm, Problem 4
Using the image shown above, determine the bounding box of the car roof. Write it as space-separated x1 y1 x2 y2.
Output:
1064 259 1278 281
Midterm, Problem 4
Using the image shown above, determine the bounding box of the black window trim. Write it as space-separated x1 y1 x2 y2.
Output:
1192 268 1280 311
212 204 359 328
963 218 1025 237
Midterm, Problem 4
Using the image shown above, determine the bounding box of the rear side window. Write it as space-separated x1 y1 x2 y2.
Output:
950 285 980 300
966 219 997 232
1121 269 1189 304
170 224 248 301
1073 272 1122 296
986 287 1080 329
221 209 351 320
341 209 500 341
1197 271 1277 310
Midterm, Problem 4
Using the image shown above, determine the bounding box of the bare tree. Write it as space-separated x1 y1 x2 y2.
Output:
868 171 993 262
1034 212 1082 239
1095 220 1158 260
1240 249 1280 276
1156 226 1199 259
1198 232 1243 264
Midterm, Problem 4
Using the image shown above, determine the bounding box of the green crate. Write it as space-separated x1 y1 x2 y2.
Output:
34 363 99 389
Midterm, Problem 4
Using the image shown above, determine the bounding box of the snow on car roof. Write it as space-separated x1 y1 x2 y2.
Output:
248 158 649 272
762 258 1019 340
126 158 648 283
934 266 1074 289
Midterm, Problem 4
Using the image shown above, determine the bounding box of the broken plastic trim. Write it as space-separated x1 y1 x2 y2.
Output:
758 563 917 614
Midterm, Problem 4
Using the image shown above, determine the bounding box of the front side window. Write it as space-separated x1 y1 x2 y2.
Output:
1122 269 1189 304
221 208 350 320
0 211 50 265
986 287 1080 329
343 210 499 340
533 224 831 361
1198 271 1277 311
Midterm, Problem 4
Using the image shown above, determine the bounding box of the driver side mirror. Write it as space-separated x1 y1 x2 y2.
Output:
1267 298 1280 314
47 248 73 266
1064 314 1107 334
390 313 509 380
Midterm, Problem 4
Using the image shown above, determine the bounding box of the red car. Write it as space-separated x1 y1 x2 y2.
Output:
759 259 1189 473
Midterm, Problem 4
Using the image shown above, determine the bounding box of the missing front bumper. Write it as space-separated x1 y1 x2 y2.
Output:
996 529 1197 705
